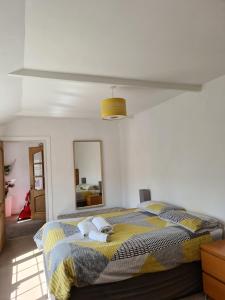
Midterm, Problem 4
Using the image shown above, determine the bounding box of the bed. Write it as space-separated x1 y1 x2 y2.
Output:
34 208 223 300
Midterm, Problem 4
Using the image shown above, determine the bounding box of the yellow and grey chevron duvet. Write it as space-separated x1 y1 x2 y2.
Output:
35 209 215 300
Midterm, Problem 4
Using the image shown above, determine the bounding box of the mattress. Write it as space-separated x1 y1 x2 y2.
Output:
35 209 223 300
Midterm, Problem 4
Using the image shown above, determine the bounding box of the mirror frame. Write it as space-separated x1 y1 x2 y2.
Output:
73 140 105 209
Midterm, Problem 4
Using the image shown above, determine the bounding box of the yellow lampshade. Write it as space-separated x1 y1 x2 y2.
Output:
101 98 127 120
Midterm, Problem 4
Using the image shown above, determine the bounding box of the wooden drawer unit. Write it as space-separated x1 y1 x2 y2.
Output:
86 195 102 206
203 273 225 300
201 240 225 300
202 251 225 283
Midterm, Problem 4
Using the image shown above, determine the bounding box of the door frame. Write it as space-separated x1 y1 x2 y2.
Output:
0 136 53 221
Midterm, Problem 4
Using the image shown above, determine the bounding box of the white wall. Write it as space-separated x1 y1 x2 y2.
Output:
0 126 4 136
4 141 39 214
2 117 122 219
75 142 101 185
119 75 225 221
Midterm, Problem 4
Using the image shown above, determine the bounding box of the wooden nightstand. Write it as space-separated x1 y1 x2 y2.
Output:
86 195 102 206
201 240 225 300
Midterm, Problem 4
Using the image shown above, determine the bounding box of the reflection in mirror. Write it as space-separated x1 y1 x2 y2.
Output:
73 141 103 208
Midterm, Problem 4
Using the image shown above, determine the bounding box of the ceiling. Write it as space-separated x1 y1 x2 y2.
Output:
0 0 25 123
1 0 225 122
19 77 181 118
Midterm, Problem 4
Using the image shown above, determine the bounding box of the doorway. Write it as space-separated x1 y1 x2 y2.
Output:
3 141 46 240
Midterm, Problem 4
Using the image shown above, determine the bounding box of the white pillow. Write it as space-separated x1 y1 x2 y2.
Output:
79 184 91 190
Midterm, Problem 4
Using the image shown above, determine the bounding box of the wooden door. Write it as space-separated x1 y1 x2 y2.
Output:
75 168 79 185
29 145 46 220
0 142 5 252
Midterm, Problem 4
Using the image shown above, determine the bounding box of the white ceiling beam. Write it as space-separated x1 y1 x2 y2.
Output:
9 68 202 91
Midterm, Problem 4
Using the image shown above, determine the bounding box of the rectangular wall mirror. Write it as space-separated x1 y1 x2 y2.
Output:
73 140 104 209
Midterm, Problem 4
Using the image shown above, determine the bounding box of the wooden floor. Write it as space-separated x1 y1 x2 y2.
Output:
0 234 205 300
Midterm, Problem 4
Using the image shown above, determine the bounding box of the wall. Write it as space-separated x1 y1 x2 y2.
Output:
0 126 4 136
4 141 39 214
2 117 122 219
119 75 225 221
75 141 101 185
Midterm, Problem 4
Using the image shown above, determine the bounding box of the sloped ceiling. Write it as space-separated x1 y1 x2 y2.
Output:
0 0 25 123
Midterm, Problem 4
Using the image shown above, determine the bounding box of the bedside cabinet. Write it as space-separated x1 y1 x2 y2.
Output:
201 240 225 300
86 195 102 206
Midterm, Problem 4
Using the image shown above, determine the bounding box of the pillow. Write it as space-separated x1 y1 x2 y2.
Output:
159 210 219 233
78 184 91 190
189 211 220 228
88 185 99 190
138 201 185 215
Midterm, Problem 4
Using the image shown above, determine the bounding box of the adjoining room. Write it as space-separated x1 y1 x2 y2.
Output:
4 141 46 239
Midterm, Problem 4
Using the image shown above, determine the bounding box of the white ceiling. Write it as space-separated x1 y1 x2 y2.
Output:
0 0 25 123
18 77 180 118
1 0 225 122
24 0 225 83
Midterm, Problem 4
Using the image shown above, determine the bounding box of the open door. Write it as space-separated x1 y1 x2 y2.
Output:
29 145 46 220
0 142 5 252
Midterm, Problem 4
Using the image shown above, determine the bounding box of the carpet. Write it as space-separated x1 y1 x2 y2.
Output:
5 215 45 239
0 235 48 300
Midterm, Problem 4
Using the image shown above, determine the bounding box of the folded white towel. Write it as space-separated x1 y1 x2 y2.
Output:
92 216 113 234
77 218 98 237
88 230 109 243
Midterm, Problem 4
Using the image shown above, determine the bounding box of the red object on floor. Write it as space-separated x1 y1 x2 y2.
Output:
17 191 31 221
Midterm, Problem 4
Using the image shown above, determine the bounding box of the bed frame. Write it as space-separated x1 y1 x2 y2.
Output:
68 261 202 300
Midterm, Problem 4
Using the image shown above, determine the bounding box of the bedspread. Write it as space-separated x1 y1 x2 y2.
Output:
34 209 214 300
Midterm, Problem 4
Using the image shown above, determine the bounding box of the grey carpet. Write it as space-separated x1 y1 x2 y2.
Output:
0 235 48 300
5 215 45 239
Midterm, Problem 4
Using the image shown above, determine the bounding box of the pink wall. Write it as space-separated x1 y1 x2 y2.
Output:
4 141 39 214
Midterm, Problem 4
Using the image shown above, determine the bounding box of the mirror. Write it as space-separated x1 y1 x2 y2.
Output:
73 140 104 208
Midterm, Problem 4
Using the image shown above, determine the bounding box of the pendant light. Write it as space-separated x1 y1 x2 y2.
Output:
101 86 127 120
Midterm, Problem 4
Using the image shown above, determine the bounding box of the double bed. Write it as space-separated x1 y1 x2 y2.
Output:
35 207 223 300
